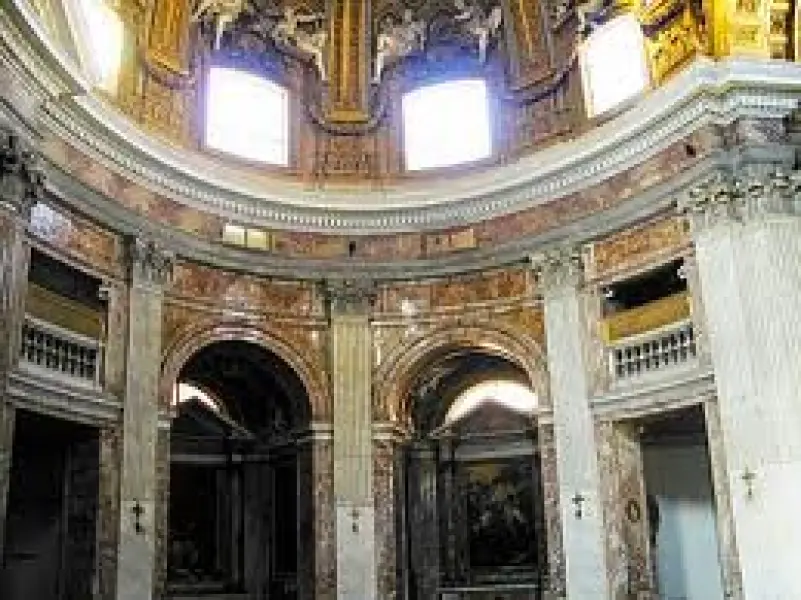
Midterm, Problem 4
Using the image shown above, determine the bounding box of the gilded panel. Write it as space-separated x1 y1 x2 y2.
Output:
505 0 552 88
600 292 690 342
148 0 191 73
326 0 370 120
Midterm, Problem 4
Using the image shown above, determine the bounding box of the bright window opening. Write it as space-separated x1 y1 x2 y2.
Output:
205 67 289 166
66 0 124 92
403 79 492 171
173 382 222 414
444 379 539 427
580 14 650 117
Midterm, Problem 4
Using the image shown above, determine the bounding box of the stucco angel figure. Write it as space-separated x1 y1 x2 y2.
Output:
575 0 613 34
191 0 247 51
374 9 426 82
453 0 503 63
269 7 328 80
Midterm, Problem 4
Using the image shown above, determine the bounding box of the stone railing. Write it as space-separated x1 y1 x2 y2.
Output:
608 319 696 382
19 315 102 386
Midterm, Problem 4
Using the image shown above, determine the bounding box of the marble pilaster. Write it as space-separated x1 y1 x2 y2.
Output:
704 399 744 600
298 428 336 600
373 425 402 600
0 126 42 563
532 247 610 600
406 441 441 600
326 279 377 600
596 421 653 600
538 423 566 599
97 426 122 600
115 236 173 600
680 167 801 599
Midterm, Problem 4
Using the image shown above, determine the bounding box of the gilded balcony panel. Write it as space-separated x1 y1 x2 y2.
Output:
600 292 691 343
25 283 103 339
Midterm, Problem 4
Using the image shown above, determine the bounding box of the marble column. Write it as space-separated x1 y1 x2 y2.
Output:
680 167 801 599
532 247 610 600
372 423 402 600
0 127 42 563
326 279 377 600
115 237 173 600
596 420 653 600
704 399 744 600
297 426 336 600
406 441 440 600
538 422 566 599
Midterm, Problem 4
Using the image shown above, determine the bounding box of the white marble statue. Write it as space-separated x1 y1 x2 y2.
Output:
269 7 328 80
453 0 503 64
191 0 247 51
374 9 426 82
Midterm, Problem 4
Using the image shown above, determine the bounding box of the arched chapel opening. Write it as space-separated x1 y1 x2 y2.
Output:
400 350 547 599
166 340 312 599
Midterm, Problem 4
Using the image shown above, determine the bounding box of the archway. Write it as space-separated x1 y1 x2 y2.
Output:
400 349 548 599
165 340 311 599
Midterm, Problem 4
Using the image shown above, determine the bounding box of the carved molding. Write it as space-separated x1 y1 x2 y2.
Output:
0 127 45 220
126 236 175 286
530 245 585 292
678 166 801 232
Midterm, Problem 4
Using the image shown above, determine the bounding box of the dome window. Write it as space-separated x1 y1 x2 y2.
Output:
580 14 650 117
204 67 290 166
64 0 124 93
402 78 492 171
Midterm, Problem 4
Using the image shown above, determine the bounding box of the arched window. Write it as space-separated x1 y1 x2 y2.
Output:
204 67 290 166
580 14 650 117
402 78 492 171
64 0 124 93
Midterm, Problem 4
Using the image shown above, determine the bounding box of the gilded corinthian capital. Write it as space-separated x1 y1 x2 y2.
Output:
0 127 45 219
530 244 585 292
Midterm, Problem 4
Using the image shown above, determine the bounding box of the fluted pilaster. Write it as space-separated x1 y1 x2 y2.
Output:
325 278 378 600
681 165 801 599
532 246 611 600
115 235 172 600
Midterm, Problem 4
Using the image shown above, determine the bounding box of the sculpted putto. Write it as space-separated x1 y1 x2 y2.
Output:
374 9 426 82
269 6 328 80
191 0 247 50
453 0 503 63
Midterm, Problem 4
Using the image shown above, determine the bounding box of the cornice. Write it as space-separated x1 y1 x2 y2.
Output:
9 366 122 426
591 365 715 420
44 151 721 279
39 61 800 235
2 0 801 233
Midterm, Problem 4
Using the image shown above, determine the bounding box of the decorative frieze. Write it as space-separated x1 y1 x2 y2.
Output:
0 127 44 219
679 167 801 232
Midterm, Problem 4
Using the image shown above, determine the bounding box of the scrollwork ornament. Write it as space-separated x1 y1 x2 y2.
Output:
324 278 376 315
0 128 45 220
127 236 175 287
530 244 585 292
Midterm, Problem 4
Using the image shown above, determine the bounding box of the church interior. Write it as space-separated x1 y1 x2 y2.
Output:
0 0 800 598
